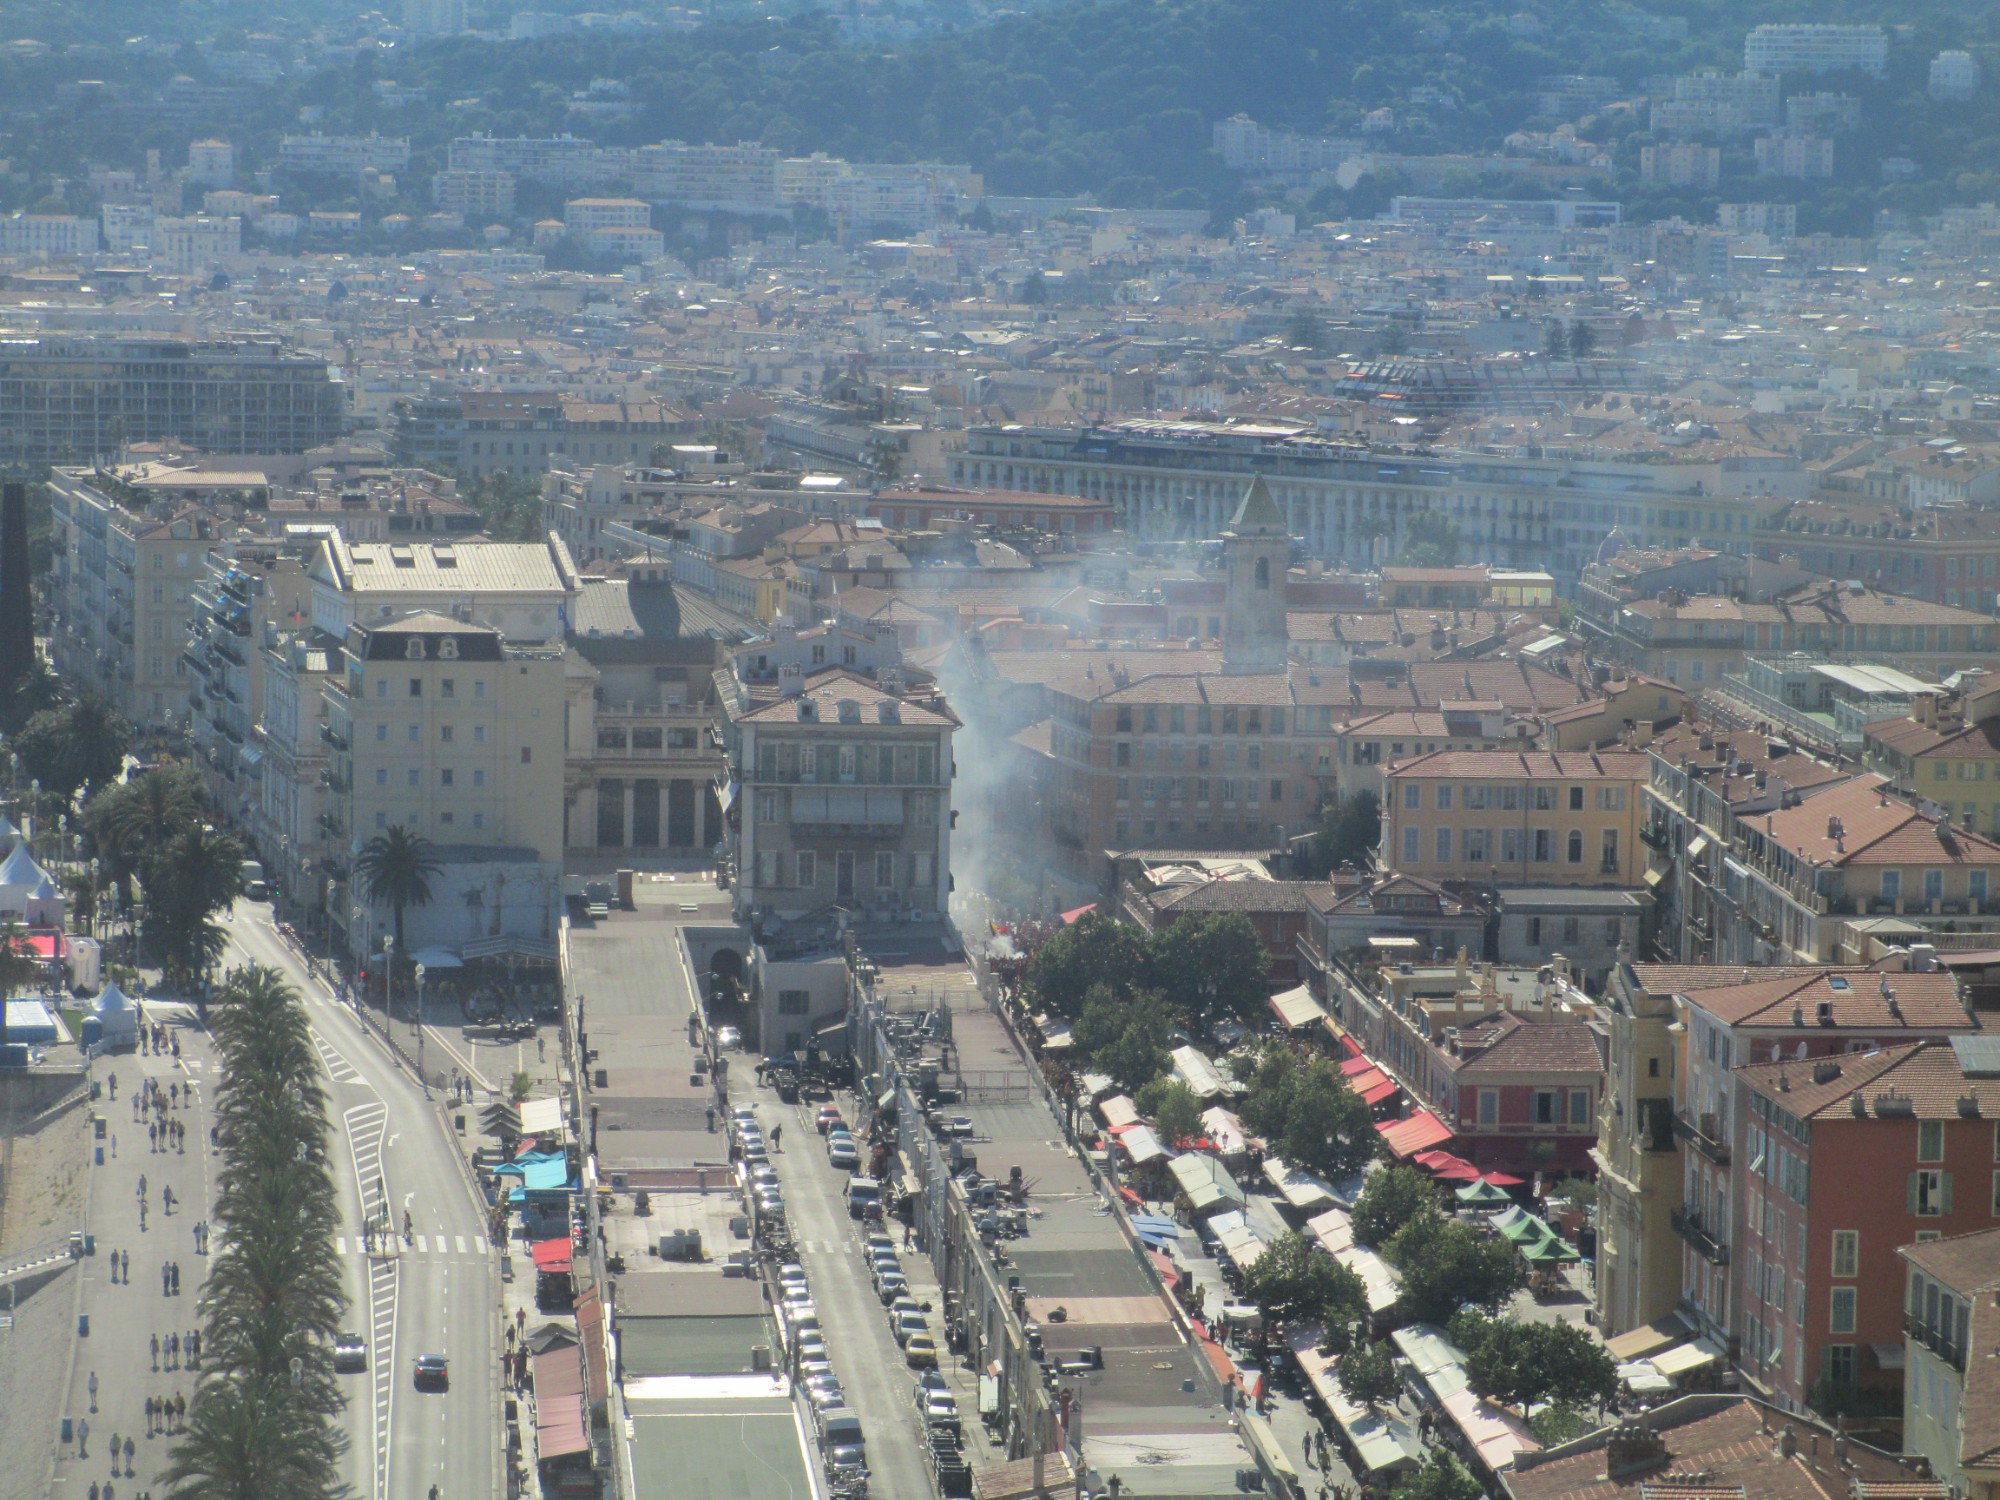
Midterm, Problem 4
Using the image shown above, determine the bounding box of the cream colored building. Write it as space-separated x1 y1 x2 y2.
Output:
1592 963 1686 1339
1383 749 1651 887
324 614 566 958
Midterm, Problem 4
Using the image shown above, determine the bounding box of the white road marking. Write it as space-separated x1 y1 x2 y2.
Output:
415 1235 428 1253
336 1236 347 1256
456 1236 467 1255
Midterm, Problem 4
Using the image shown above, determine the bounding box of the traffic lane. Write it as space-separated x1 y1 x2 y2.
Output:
750 1083 935 1500
227 908 499 1500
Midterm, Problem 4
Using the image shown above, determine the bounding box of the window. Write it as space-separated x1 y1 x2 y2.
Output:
1831 1230 1858 1278
796 851 814 886
473 725 486 743
1976 870 1990 902
409 678 422 697
1534 828 1554 862
1567 830 1584 864
1822 1345 1855 1389
472 813 484 829
1533 1091 1558 1124
1595 786 1627 811
1436 785 1452 810
1925 868 1944 902
1500 827 1522 863
1464 828 1490 862
1921 1120 1945 1162
375 724 388 742
1829 1287 1857 1334
474 681 486 698
1534 786 1556 811
1569 1090 1590 1125
875 851 895 887
1882 870 1902 901
376 811 387 828
376 679 388 698
407 769 420 787
521 747 532 764
440 679 455 698
1528 917 1542 945
1403 826 1420 863
1569 786 1584 811
440 725 453 743
472 770 485 788
1602 829 1620 870
440 769 454 788
407 724 420 743
1478 1089 1498 1126
777 989 811 1015
1911 1169 1951 1216
1435 827 1452 861
1404 784 1420 810
375 768 388 787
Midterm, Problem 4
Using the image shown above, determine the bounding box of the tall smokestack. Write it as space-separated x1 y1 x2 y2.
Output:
0 482 31 699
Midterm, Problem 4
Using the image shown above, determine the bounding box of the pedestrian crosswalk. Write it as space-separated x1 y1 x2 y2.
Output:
334 1234 490 1259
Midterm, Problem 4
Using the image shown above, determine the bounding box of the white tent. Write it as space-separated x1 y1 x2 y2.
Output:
93 981 139 1047
0 840 62 926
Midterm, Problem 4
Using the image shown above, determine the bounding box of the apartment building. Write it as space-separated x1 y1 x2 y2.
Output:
726 669 957 923
950 419 1792 579
1668 967 1975 1392
447 135 607 191
1383 750 1651 887
279 133 412 175
1744 24 1888 77
1332 701 1528 807
1639 143 1721 189
457 393 694 479
1592 962 1686 1339
0 213 98 257
625 141 782 211
1900 1228 2000 1500
1757 501 2000 605
1753 133 1834 181
185 547 311 826
153 214 241 273
1865 685 2000 837
1731 1040 2000 1413
324 614 566 958
306 533 580 646
563 197 649 233
562 573 729 859
431 168 516 218
47 468 217 728
0 337 344 466
260 628 339 917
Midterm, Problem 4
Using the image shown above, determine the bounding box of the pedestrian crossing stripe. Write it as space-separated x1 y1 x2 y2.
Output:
334 1235 489 1258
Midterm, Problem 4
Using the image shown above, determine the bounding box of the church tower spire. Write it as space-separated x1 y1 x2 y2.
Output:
1222 476 1289 673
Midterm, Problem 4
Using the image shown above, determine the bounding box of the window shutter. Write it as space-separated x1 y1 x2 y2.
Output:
1943 1173 1955 1215
1909 1173 1920 1215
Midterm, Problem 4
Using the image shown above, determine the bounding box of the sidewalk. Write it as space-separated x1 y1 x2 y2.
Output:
56 1003 218 1496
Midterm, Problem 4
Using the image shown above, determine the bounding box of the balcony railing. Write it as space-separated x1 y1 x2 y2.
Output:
1640 822 1672 852
1903 1311 1966 1372
1669 1205 1730 1265
1672 1109 1731 1165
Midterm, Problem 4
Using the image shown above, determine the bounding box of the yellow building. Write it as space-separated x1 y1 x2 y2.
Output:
1592 965 1686 1339
1382 749 1651 886
1864 683 2000 838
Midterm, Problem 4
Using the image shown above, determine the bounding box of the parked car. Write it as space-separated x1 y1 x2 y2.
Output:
716 1026 742 1050
913 1370 948 1406
924 1392 959 1423
815 1106 845 1134
904 1335 939 1369
892 1311 930 1347
829 1139 859 1171
875 1271 909 1304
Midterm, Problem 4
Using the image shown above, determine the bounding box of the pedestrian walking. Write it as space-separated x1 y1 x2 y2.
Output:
89 1370 99 1411
168 1332 179 1368
107 1433 119 1473
169 1262 179 1296
122 1435 133 1473
146 1122 156 1152
119 1251 128 1283
76 1416 88 1458
174 1393 185 1430
130 1097 138 1122
89 1482 99 1500
109 1133 116 1159
150 1333 159 1371
772 1124 782 1151
106 1253 118 1285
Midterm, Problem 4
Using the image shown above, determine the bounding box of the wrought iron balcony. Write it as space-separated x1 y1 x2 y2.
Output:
1672 1109 1731 1165
1670 1205 1730 1265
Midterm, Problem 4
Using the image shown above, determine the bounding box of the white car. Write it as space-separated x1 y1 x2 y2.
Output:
876 1271 909 1303
893 1311 930 1347
778 1263 810 1288
924 1392 960 1423
828 1140 859 1171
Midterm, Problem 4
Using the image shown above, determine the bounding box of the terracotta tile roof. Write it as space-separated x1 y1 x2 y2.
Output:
1899 1225 2000 1294
1385 749 1651 781
1737 1040 1997 1119
1864 715 2000 761
1757 775 2000 867
1675 970 1970 1033
1142 880 1316 916
1449 1012 1603 1075
1504 1395 1916 1500
1629 964 1831 994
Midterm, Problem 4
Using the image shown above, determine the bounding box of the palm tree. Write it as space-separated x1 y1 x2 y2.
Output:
88 763 202 895
353 825 441 956
160 1374 342 1500
142 823 243 991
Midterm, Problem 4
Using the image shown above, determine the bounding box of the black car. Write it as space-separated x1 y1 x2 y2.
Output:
412 1354 449 1390
332 1334 367 1372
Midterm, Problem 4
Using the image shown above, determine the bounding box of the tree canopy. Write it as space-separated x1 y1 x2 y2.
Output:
1238 1228 1368 1333
1450 1311 1618 1413
1382 1207 1525 1325
1237 1044 1380 1182
1350 1165 1436 1249
1074 982 1173 1092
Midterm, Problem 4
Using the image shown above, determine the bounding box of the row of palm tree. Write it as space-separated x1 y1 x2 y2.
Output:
163 965 348 1499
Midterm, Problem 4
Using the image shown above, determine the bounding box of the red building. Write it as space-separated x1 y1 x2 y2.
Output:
1432 1011 1605 1176
1730 1039 2000 1414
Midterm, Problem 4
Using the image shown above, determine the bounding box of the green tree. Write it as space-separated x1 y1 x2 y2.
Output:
1567 320 1597 358
1076 983 1172 1091
1351 1165 1434 1250
1337 1337 1401 1409
1019 271 1048 304
864 436 904 485
1135 1076 1204 1147
1146 912 1269 1031
13 695 127 804
1296 791 1381 879
1451 1312 1617 1412
1239 1229 1366 1330
1542 319 1569 358
1393 511 1462 569
1238 1048 1379 1181
141 822 244 991
460 470 545 541
1023 911 1148 1019
1285 311 1326 349
353 824 442 956
1391 1453 1484 1500
1383 1209 1524 1325
1528 1403 1596 1446
86 762 203 895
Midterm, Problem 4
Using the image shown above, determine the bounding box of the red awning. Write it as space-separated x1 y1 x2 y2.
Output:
530 1238 575 1273
1199 1339 1236 1386
1060 903 1097 925
535 1390 590 1461
1118 1185 1144 1208
1339 1036 1363 1059
1481 1170 1527 1187
1339 1055 1378 1077
1148 1250 1180 1287
1359 1079 1400 1106
1378 1110 1453 1159
1415 1148 1482 1180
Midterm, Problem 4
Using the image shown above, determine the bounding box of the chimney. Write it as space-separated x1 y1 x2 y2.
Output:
1603 1421 1670 1480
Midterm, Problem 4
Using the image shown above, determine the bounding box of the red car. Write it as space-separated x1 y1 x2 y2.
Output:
815 1106 846 1135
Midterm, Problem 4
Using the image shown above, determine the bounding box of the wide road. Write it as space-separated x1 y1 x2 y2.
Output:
221 901 501 1500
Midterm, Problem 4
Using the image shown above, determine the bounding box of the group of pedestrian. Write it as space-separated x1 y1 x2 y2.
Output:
148 1331 198 1371
92 1432 136 1476
191 1220 210 1255
105 1248 131 1284
158 1261 182 1297
146 1117 186 1154
144 1393 185 1436
137 1022 178 1058
86 1484 158 1500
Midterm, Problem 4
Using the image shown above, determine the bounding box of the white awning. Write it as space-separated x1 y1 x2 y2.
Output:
517 1096 567 1139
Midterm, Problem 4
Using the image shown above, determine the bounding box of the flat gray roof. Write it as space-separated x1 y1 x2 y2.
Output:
629 1405 814 1500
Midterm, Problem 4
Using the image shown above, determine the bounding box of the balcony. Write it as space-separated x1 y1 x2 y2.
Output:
320 724 349 752
1669 1205 1730 1265
1640 821 1672 852
1672 1109 1731 1165
1903 1312 1966 1372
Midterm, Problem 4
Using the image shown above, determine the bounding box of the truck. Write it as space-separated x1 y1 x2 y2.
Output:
239 860 268 901
845 1176 882 1222
815 1408 865 1477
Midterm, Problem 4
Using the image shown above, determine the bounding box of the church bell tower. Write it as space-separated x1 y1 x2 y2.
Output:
1222 475 1290 673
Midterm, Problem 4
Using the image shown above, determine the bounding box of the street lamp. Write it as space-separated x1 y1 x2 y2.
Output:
382 933 394 1029
415 962 428 1098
